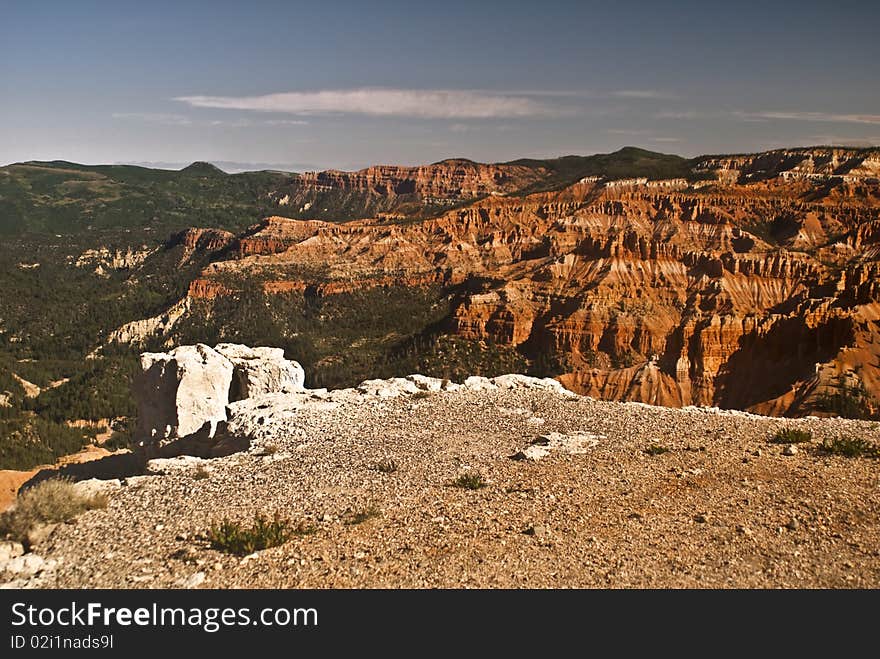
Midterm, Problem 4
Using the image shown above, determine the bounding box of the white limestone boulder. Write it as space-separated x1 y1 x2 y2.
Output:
357 378 417 397
134 344 233 444
491 374 568 392
463 376 497 391
2 553 51 577
214 343 305 401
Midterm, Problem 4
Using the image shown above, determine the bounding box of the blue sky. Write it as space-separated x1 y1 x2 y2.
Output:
2 0 878 171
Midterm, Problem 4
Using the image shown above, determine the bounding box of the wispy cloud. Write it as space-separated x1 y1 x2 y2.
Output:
489 88 673 100
112 112 193 126
736 111 880 125
174 88 569 119
649 137 681 143
113 113 309 128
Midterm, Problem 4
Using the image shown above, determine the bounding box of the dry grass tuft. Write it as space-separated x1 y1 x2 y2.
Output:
0 478 108 543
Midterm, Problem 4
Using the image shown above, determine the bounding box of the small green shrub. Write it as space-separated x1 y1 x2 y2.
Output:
817 437 880 459
769 428 812 444
0 478 108 543
102 417 134 452
101 430 133 451
192 465 211 480
452 471 487 490
375 459 398 473
207 513 293 555
103 431 132 452
644 445 670 455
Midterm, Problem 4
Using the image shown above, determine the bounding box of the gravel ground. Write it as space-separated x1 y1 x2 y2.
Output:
4 381 879 589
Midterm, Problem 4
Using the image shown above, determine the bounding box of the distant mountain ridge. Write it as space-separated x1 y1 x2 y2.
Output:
4 146 879 234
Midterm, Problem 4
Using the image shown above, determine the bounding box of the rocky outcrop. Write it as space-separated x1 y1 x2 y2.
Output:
266 160 549 219
73 246 154 272
187 278 232 299
171 228 235 263
11 374 40 398
131 342 577 455
693 147 880 184
134 344 234 445
132 344 305 454
214 343 305 400
106 298 190 346
293 160 547 200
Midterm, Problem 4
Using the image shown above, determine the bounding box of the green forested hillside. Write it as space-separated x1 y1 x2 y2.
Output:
0 227 227 469
0 161 287 235
507 147 698 195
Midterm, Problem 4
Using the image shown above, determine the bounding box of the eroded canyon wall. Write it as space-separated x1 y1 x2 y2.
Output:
107 148 880 417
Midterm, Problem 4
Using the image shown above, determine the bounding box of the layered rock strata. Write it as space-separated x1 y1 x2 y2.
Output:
110 148 880 416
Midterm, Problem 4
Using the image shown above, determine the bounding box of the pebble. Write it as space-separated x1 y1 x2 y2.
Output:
178 571 206 588
523 524 551 538
0 541 25 563
2 554 46 576
783 445 798 456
